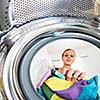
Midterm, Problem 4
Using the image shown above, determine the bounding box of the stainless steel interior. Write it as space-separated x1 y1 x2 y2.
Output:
13 0 96 24
0 0 100 31
1 17 100 100
0 0 100 100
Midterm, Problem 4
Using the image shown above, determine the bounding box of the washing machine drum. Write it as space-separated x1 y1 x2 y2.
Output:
2 17 100 100
1 0 100 100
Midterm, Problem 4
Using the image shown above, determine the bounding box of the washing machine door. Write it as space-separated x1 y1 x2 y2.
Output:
0 0 100 100
2 16 100 100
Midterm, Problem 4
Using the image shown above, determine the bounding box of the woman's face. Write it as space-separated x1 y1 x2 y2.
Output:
62 50 75 66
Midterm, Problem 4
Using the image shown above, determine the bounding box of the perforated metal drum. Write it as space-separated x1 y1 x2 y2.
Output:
0 0 100 31
0 0 100 100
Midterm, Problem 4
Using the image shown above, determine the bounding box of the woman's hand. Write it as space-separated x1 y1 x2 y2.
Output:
65 69 86 82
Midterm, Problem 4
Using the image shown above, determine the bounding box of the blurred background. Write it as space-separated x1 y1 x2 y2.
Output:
30 39 100 94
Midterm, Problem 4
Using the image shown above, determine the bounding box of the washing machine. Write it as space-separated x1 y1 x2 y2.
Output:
0 0 100 100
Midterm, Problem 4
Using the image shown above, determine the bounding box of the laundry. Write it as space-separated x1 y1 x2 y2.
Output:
37 69 99 100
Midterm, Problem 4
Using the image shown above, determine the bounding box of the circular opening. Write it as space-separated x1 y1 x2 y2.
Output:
18 31 100 99
30 38 100 94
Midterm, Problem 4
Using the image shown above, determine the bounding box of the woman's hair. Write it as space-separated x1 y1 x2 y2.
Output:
62 48 76 58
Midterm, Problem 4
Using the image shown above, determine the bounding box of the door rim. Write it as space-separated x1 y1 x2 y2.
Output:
3 17 100 100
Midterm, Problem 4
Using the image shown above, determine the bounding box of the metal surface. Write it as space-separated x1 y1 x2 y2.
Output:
13 0 96 25
0 0 100 100
0 0 11 31
0 0 100 31
2 17 100 100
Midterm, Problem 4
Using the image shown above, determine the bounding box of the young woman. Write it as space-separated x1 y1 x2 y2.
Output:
37 49 99 100
58 49 86 82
